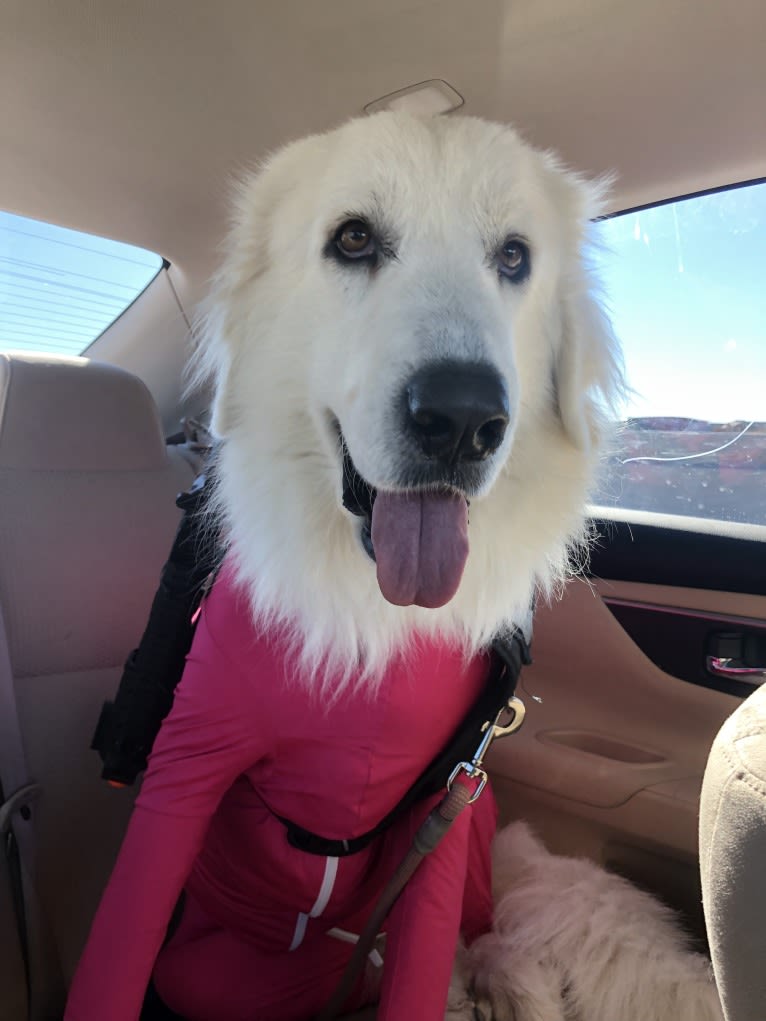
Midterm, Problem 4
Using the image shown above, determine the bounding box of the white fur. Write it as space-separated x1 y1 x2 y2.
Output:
191 111 623 693
462 822 723 1021
188 114 713 1018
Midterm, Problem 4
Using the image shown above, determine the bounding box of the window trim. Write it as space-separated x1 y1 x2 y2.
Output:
79 257 170 355
600 176 766 222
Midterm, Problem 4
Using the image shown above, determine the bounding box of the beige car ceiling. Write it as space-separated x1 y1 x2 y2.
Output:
1 0 765 423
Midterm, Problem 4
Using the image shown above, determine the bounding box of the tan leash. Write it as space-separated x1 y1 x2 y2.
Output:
315 695 526 1021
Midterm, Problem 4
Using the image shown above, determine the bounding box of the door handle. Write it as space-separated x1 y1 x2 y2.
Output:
707 630 766 687
706 656 766 685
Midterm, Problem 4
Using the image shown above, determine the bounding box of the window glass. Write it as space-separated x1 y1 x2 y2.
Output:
594 181 766 525
0 210 163 357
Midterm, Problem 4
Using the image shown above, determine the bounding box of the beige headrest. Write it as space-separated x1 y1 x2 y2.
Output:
0 352 169 471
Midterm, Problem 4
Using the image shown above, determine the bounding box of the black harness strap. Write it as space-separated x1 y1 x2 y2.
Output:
93 465 534 855
277 627 531 857
92 471 223 786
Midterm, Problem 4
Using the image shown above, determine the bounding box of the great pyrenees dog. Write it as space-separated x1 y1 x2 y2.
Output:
194 110 622 687
66 112 725 1021
191 111 635 1018
450 823 723 1021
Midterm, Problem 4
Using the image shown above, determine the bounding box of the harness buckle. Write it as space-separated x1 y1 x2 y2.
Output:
447 761 489 804
447 694 526 803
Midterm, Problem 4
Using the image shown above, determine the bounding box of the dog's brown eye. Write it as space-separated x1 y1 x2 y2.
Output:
335 220 376 259
497 238 531 282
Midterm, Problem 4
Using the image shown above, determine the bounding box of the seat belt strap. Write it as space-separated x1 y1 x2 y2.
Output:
0 604 65 1020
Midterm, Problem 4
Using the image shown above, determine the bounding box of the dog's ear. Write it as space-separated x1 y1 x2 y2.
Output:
555 270 624 451
187 167 281 437
187 138 316 437
551 174 625 451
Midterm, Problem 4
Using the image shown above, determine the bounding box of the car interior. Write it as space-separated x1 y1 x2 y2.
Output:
1 2 765 1019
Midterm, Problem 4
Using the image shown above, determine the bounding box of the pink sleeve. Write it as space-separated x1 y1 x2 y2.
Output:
378 785 497 1021
64 598 272 1021
460 784 497 945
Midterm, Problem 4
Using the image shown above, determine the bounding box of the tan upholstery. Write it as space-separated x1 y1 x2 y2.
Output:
700 682 766 1021
0 353 194 1017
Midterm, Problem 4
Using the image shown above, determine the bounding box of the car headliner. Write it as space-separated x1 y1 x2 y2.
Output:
1 0 764 425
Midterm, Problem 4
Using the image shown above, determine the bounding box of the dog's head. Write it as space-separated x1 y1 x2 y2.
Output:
194 113 623 681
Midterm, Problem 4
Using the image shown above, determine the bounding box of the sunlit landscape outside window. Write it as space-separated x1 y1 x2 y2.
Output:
594 181 766 524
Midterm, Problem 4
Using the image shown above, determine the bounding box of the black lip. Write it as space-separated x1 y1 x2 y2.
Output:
341 437 376 519
339 433 475 564
340 438 377 562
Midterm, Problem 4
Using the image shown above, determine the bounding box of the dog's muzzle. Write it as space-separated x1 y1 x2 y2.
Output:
339 360 510 610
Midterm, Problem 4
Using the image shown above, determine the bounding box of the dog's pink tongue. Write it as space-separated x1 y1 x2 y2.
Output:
371 490 469 608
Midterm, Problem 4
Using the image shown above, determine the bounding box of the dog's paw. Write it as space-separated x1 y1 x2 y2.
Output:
445 994 493 1021
445 963 476 1018
470 998 493 1021
447 939 494 1020
466 932 568 1021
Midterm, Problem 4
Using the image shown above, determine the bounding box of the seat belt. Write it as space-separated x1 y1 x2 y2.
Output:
0 604 66 1021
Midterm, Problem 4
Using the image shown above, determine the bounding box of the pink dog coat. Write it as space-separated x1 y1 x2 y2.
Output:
65 565 497 1021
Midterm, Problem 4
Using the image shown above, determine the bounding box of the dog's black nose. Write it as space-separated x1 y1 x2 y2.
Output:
405 361 510 463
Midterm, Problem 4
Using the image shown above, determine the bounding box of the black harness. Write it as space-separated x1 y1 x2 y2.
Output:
278 629 530 857
92 472 221 787
92 470 532 854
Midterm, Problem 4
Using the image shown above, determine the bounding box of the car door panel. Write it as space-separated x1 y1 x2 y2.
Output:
485 561 763 933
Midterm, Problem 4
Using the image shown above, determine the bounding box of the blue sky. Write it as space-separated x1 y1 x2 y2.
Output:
1 181 764 425
595 181 766 424
0 212 162 356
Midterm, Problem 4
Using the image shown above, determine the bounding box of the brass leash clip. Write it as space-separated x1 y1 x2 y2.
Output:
447 695 526 804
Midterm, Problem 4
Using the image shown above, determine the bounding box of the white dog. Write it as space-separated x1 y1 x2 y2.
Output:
173 111 626 1019
193 110 623 690
455 822 723 1021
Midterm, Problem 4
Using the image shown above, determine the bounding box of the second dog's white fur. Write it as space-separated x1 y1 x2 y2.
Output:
456 822 723 1021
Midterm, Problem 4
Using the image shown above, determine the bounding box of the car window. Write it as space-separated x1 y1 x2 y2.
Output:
0 210 164 357
593 181 766 526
